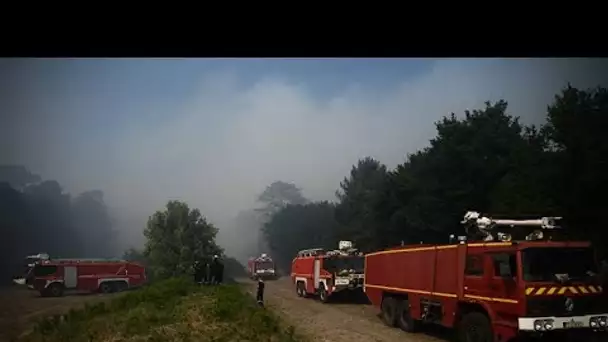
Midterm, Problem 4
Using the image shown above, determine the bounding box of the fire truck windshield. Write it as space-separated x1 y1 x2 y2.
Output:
325 256 364 273
257 261 274 270
33 265 57 277
522 247 597 282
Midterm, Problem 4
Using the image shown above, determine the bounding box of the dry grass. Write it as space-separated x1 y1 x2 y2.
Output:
21 278 305 342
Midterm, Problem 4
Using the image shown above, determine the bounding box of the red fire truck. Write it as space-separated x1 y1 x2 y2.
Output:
248 253 277 280
15 253 146 297
291 240 365 303
364 211 607 342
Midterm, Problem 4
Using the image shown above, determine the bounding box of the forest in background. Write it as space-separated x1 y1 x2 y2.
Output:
0 165 117 284
260 85 608 272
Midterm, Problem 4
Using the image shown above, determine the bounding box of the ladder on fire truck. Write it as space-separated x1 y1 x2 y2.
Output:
458 210 563 242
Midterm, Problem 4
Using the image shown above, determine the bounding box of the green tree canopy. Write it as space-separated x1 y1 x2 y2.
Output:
143 200 223 280
263 201 339 271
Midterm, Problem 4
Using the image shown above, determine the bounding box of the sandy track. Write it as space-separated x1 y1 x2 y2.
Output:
238 277 450 342
0 286 121 342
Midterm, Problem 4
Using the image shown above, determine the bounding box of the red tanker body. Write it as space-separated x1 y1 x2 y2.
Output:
248 253 277 280
291 241 364 303
16 254 146 297
364 211 607 342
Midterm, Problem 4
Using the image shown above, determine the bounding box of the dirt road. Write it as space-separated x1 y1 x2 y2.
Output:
0 286 121 342
239 277 450 342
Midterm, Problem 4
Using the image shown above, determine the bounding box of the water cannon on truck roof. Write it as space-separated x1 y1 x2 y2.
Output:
456 210 565 243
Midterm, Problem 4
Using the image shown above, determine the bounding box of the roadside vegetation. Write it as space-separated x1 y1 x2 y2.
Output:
16 196 303 341
22 277 303 342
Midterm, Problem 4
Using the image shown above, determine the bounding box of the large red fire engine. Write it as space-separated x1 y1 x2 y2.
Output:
291 240 365 303
364 211 607 342
14 253 146 297
248 253 277 280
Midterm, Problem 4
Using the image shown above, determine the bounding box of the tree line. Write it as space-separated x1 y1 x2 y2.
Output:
123 200 247 281
0 166 116 284
260 85 608 272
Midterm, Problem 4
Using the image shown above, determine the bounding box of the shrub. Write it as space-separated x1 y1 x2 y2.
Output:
23 278 303 342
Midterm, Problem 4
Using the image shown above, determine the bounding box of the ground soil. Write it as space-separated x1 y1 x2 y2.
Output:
239 277 451 342
0 286 121 342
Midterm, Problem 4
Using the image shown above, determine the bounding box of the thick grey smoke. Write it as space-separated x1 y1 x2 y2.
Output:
1 58 606 255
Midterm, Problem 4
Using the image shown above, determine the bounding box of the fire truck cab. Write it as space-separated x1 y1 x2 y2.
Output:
14 253 146 297
248 253 277 280
291 240 365 303
364 212 607 342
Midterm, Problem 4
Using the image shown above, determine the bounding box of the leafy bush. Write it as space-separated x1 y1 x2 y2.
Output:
23 278 302 342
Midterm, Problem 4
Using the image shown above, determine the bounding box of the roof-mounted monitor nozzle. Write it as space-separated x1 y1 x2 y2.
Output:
339 240 353 251
461 211 562 242
325 241 359 256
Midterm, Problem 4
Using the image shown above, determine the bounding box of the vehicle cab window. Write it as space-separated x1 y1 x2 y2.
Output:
491 253 517 279
34 265 57 277
465 255 484 276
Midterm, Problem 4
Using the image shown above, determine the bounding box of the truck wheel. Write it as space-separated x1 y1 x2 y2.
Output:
381 297 398 327
48 283 64 297
296 282 304 297
99 282 113 294
457 312 493 342
116 281 128 292
318 285 329 303
299 282 309 298
397 299 420 332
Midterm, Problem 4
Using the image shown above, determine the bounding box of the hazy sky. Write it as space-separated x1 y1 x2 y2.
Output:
1 58 606 250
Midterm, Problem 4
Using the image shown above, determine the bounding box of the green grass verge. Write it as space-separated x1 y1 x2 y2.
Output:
22 278 305 342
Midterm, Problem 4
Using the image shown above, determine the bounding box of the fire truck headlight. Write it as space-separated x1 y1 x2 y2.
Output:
590 318 598 328
596 316 607 327
544 320 554 330
533 320 544 331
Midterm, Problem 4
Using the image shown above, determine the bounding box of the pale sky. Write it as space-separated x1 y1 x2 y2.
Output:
1 58 606 252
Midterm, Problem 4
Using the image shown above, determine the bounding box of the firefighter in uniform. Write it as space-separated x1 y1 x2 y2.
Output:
216 256 224 284
210 255 220 285
193 261 202 284
201 257 210 284
256 276 265 306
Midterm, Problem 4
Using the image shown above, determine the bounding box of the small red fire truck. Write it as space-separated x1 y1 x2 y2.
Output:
364 211 607 342
291 240 365 303
15 253 146 297
248 253 277 280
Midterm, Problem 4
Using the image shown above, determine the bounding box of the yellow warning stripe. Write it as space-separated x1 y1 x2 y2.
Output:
526 285 603 296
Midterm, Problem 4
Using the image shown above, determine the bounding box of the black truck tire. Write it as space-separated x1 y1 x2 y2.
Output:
318 284 329 303
381 296 398 327
48 283 64 297
397 299 420 332
99 282 113 294
457 312 493 342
